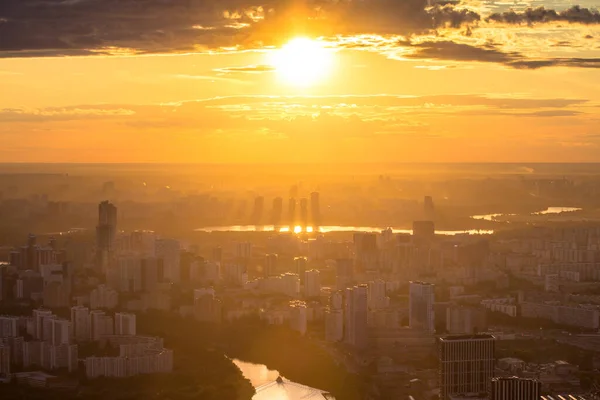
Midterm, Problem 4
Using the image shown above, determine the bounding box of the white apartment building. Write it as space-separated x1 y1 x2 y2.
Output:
115 313 136 336
90 284 119 310
304 270 321 298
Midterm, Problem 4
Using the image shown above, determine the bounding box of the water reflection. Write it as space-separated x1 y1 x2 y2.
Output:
471 206 582 221
195 225 493 235
233 359 281 388
532 206 582 215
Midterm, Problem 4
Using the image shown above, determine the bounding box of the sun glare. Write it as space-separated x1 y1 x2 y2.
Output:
270 37 333 87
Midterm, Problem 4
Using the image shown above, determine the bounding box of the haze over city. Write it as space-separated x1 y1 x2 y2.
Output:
2 0 600 400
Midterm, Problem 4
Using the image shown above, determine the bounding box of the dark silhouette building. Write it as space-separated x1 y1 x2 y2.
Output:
96 201 117 271
490 377 541 400
439 334 496 400
310 191 321 227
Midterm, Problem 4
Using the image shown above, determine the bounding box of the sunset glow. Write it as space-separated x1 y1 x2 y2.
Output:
269 38 334 87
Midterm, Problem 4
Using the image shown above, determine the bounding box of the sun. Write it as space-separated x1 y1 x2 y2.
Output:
269 37 333 87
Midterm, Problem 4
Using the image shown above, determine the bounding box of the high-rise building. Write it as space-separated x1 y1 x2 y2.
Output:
235 242 252 259
325 309 343 342
353 233 378 272
194 289 222 323
96 201 117 272
446 305 487 335
310 192 320 227
299 198 308 227
294 257 308 278
264 253 278 277
33 309 54 340
288 198 296 226
304 270 321 298
272 197 283 226
335 258 354 290
156 239 181 283
90 284 119 310
90 310 114 341
71 306 90 342
289 301 307 335
115 312 136 336
490 377 541 400
48 319 71 346
344 284 368 349
424 195 435 220
281 273 300 297
0 345 10 375
211 246 223 264
368 280 389 310
412 221 435 244
409 281 435 333
252 196 264 225
0 316 18 338
544 274 559 292
439 334 496 400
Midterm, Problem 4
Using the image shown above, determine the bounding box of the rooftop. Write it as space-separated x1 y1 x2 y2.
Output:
440 334 495 341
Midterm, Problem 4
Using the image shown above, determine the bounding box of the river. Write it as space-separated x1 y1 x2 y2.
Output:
471 206 582 221
232 359 281 387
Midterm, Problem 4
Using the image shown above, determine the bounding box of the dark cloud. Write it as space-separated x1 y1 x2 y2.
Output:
402 40 600 69
0 0 487 57
488 6 600 25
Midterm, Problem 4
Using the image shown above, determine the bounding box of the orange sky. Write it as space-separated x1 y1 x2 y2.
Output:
1 0 599 163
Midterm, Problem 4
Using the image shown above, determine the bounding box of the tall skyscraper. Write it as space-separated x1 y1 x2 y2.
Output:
490 377 541 400
299 198 308 228
424 195 435 220
344 284 368 349
409 281 435 333
353 233 378 272
310 192 320 227
96 201 117 271
272 197 283 226
251 196 264 225
439 334 496 400
288 198 296 226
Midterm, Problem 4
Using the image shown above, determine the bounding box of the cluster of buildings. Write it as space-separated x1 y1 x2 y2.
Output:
0 307 172 381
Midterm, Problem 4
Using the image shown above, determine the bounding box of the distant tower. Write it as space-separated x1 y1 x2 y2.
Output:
272 197 283 227
424 196 435 220
252 196 264 225
299 198 308 228
96 201 117 272
288 198 296 227
409 281 435 333
310 192 321 227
